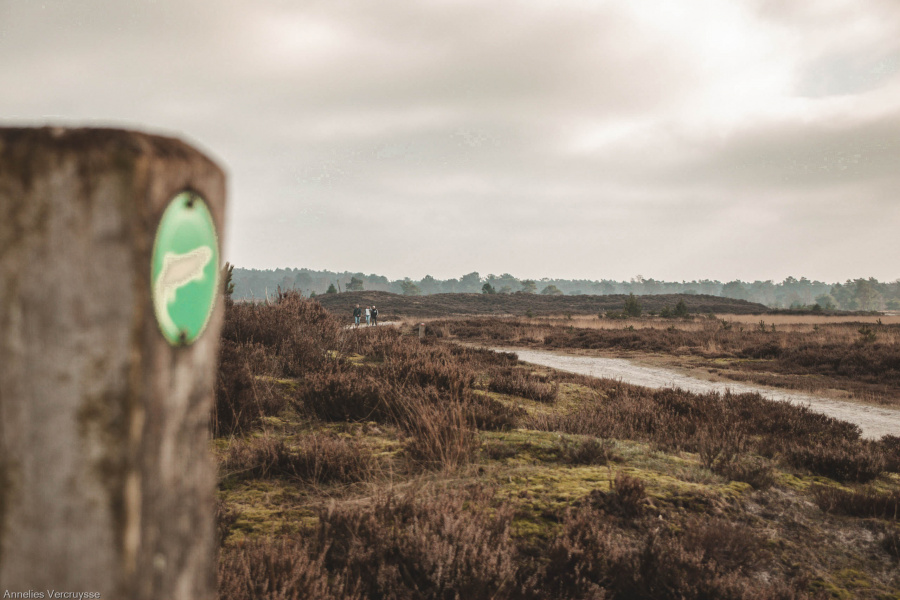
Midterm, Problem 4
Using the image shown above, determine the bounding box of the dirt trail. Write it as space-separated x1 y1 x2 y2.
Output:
497 347 900 440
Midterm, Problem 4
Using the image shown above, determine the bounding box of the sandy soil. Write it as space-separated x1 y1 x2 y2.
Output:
494 347 900 440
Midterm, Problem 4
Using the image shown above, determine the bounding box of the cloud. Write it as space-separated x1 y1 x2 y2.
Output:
1 0 899 282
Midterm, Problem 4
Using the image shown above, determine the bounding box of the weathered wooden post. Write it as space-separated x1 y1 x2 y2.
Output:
419 322 426 340
0 128 226 599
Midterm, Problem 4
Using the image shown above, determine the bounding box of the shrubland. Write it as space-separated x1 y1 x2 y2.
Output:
213 292 900 599
428 315 900 406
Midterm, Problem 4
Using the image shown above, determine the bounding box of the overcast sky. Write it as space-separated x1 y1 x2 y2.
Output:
2 0 899 282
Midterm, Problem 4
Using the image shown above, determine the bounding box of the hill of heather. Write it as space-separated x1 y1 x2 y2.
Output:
311 291 769 320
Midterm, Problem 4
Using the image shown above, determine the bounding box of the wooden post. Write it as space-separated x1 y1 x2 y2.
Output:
0 128 226 600
419 322 426 340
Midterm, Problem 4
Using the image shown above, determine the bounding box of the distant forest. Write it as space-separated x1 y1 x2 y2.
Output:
231 267 900 311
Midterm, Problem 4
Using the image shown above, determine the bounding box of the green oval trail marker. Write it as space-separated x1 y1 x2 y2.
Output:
151 191 220 346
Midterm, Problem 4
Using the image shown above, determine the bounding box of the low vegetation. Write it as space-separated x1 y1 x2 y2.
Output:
313 290 769 320
430 315 900 406
213 292 900 599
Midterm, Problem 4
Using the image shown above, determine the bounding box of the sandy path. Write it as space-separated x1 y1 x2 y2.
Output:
344 321 401 329
496 347 900 440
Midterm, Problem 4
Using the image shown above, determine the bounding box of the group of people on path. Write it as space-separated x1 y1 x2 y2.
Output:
353 304 378 327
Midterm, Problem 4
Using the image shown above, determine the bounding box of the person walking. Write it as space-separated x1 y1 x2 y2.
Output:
353 304 361 327
371 305 378 326
365 306 371 325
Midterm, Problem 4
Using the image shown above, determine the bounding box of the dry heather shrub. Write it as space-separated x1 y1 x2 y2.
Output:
316 488 517 600
349 326 478 388
526 382 885 483
629 528 765 600
294 369 485 471
295 368 393 422
216 498 241 547
222 291 344 377
538 507 636 599
811 484 900 520
783 441 884 483
880 434 900 473
220 301 522 447
293 329 519 470
469 393 524 431
715 456 776 490
696 419 746 470
482 441 521 461
378 334 477 394
535 506 794 600
214 292 344 435
882 527 900 559
677 517 767 573
488 367 559 403
213 340 286 437
436 317 900 396
584 472 647 519
221 434 374 485
398 389 480 470
448 344 519 368
777 342 900 385
727 392 861 442
219 536 355 600
555 437 618 466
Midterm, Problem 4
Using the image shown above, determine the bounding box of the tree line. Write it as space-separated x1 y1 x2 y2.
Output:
230 268 900 310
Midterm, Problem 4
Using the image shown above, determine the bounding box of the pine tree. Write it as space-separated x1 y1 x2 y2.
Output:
221 262 235 298
623 293 642 317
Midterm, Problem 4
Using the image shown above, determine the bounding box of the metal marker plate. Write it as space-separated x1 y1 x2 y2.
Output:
151 191 220 346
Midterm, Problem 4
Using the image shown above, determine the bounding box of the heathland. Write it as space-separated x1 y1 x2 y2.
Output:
314 290 770 320
317 291 900 408
424 314 900 409
214 292 900 599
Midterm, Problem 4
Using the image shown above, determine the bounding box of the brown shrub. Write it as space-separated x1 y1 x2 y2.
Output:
448 344 519 368
295 368 394 423
378 334 477 395
882 527 900 559
783 441 884 483
218 536 355 600
223 291 344 377
610 473 647 519
696 418 746 470
525 382 884 483
585 473 647 519
629 528 756 600
213 340 286 437
292 330 517 470
469 393 524 431
398 389 480 470
482 441 522 461
714 456 776 490
534 505 799 600
221 434 374 485
216 497 241 547
555 437 618 466
679 517 767 573
537 506 636 598
880 434 900 473
214 292 344 435
432 316 900 398
811 484 900 520
316 488 518 600
488 367 559 403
